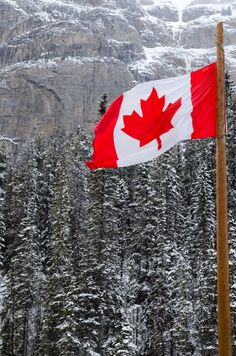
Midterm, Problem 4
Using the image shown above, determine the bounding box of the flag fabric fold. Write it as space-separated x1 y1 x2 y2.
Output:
86 62 217 170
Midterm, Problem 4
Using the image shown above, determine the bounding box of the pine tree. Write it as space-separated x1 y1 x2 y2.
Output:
124 163 152 353
40 153 80 356
142 148 186 355
76 163 135 355
0 147 7 267
0 163 16 356
1 140 43 355
182 139 217 355
113 317 137 355
100 170 134 355
76 167 107 355
65 125 91 276
98 94 108 119
36 130 66 272
225 73 236 355
170 144 198 355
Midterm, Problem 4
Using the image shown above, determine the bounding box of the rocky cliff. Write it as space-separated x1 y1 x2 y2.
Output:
0 0 235 143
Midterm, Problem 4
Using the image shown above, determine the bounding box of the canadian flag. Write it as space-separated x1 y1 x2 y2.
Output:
86 62 216 169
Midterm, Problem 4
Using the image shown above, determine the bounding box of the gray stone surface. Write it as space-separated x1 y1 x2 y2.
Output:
145 4 178 21
0 58 133 137
0 0 235 142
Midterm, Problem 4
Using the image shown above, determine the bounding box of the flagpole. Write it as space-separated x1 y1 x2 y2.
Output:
216 21 232 356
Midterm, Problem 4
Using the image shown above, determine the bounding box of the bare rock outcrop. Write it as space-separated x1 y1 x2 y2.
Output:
0 0 236 142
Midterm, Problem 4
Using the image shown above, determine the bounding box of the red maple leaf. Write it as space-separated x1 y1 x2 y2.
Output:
122 87 182 150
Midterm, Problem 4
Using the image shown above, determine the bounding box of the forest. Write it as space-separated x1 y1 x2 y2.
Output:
0 75 235 355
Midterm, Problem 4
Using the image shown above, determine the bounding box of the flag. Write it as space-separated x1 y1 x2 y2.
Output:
86 62 216 169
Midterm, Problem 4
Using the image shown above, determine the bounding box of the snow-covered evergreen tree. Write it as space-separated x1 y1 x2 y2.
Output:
1 140 44 355
66 125 91 276
225 73 236 355
182 139 217 355
0 147 7 267
40 152 80 355
142 148 186 355
100 169 135 355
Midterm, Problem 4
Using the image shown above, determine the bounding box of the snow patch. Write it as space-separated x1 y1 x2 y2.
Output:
0 136 20 145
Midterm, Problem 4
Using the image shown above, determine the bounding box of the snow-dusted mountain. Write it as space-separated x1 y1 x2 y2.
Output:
0 0 235 143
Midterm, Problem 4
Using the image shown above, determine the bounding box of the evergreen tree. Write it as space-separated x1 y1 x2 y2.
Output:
76 167 108 355
0 147 7 267
225 73 236 355
100 170 135 355
182 139 217 355
98 94 108 119
66 125 91 276
124 163 152 353
143 148 186 355
113 317 136 355
1 140 43 355
36 130 66 271
40 153 80 356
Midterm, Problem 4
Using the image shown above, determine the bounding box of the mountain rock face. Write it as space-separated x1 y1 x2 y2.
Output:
0 0 235 143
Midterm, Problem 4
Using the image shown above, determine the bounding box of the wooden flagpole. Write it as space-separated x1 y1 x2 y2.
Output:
216 21 232 356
